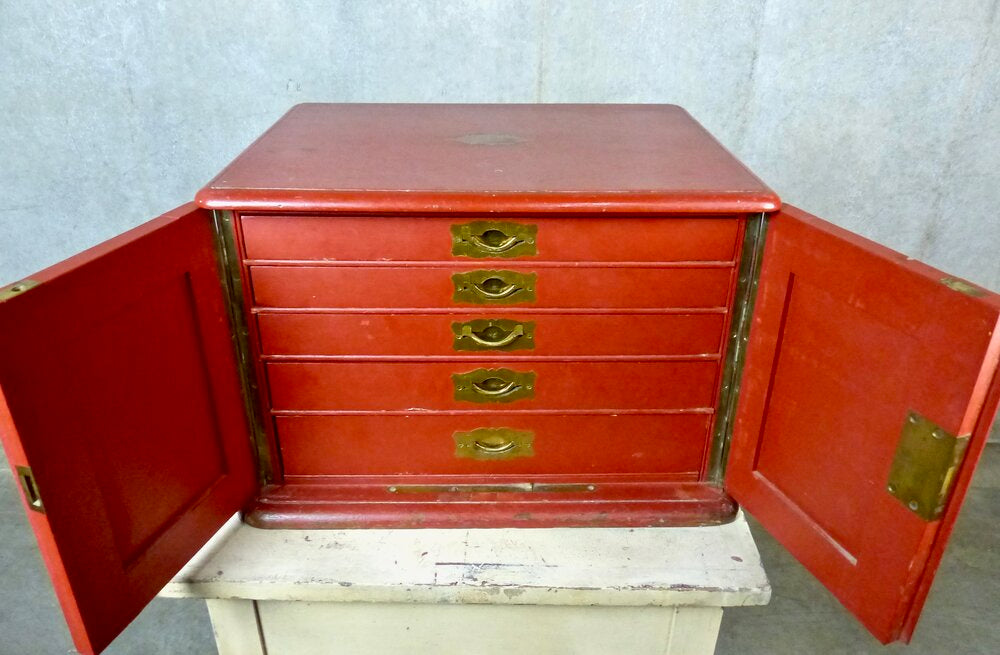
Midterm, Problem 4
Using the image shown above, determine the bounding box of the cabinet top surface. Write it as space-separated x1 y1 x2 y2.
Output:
196 103 780 214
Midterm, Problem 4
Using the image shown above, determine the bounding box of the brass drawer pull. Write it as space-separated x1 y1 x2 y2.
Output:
452 270 536 305
473 437 518 454
463 323 522 347
474 278 521 299
469 233 520 254
472 378 520 396
452 319 535 352
452 221 537 258
454 427 535 460
453 368 535 403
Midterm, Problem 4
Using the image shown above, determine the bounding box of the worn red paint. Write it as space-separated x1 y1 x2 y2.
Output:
0 105 997 652
726 206 1000 643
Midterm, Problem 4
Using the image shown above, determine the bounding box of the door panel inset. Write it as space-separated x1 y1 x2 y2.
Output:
0 204 255 654
726 205 1000 644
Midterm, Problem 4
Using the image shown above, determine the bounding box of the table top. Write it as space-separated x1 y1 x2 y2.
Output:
161 512 770 608
196 103 780 214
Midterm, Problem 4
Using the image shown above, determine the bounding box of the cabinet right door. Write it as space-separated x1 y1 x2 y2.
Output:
726 205 1000 643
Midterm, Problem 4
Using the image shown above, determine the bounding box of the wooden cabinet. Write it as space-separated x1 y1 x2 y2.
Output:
1 104 998 654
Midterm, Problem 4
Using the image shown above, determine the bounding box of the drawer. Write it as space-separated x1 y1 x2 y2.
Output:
266 361 718 411
276 414 710 476
241 215 740 262
250 265 732 309
258 313 726 357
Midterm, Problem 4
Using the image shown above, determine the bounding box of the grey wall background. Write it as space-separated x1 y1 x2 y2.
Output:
0 3 999 652
1 1 998 292
1 1 998 447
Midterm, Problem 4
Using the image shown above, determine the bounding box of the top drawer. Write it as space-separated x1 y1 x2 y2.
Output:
240 215 740 262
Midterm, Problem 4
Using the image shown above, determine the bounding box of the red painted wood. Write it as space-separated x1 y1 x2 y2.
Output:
0 205 256 654
257 312 726 357
249 265 733 309
276 414 710 476
245 478 738 529
266 361 719 412
726 205 1000 644
196 104 780 214
241 215 741 262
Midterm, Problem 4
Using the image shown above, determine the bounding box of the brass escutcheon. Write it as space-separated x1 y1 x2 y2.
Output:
452 270 536 305
453 427 535 460
453 368 535 403
451 221 537 258
452 318 535 351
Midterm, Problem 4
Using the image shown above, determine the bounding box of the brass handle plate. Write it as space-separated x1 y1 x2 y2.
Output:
453 427 535 460
452 319 535 351
453 368 535 403
452 270 536 305
451 221 538 258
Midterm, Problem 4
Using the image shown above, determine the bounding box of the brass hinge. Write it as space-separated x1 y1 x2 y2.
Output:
887 411 970 521
15 466 44 513
940 277 986 297
0 279 40 302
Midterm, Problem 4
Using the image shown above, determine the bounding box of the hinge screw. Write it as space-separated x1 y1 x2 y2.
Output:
908 500 919 511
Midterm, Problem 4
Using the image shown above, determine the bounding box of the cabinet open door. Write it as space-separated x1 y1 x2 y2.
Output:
726 205 1000 643
0 204 256 655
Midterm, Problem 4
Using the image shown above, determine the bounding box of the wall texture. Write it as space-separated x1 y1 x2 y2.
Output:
2 1 998 291
0 2 998 382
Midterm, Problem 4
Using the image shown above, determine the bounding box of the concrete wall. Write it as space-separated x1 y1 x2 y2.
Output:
1 1 998 438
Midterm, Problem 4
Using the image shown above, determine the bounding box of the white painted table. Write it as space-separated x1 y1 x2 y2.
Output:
161 513 769 655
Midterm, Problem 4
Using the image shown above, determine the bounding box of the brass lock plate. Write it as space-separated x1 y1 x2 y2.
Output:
16 465 44 513
388 482 594 493
451 221 537 258
887 411 970 521
453 368 535 403
452 270 536 305
453 427 535 460
452 318 535 351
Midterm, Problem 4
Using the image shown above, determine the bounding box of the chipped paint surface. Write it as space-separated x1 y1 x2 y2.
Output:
163 512 770 608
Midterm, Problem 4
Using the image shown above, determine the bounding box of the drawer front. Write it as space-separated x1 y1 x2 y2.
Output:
258 313 726 357
276 414 710 476
250 266 732 309
267 361 718 411
241 215 740 262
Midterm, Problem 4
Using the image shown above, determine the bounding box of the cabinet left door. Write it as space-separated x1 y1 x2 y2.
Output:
0 204 257 655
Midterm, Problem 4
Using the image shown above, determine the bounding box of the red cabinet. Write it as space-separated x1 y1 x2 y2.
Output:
0 104 997 653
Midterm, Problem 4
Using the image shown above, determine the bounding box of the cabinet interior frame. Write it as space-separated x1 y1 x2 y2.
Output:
212 209 274 485
706 212 768 484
